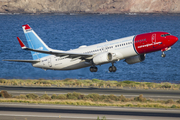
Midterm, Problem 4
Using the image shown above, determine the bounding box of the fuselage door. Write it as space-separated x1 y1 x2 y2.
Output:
152 34 158 48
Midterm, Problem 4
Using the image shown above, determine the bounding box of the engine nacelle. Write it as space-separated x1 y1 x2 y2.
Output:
93 52 112 65
125 54 145 64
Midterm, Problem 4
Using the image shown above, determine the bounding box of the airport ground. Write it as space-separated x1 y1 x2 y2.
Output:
0 85 180 100
0 84 180 120
0 103 180 120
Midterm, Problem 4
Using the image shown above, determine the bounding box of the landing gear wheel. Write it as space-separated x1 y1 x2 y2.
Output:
109 66 117 72
90 67 98 72
161 54 166 57
161 53 166 58
94 67 98 72
112 66 117 72
90 67 94 72
109 66 113 72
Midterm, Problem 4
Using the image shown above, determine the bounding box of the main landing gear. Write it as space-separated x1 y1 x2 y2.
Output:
109 63 117 72
90 66 98 72
89 63 117 72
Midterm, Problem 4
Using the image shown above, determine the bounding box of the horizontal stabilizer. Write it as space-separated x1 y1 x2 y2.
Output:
3 59 40 63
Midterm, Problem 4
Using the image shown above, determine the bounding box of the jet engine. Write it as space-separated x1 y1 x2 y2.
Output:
125 54 145 64
93 52 112 65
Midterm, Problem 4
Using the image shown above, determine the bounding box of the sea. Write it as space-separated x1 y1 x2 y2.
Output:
0 13 180 83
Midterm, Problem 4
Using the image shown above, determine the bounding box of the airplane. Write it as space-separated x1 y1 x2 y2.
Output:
4 24 178 72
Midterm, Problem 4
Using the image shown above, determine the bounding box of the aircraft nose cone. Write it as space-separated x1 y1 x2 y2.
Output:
167 35 178 46
175 36 178 42
172 36 178 43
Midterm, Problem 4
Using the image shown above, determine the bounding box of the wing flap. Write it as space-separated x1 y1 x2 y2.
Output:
3 59 40 63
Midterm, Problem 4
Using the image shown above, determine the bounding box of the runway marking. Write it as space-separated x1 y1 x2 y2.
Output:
0 114 143 120
7 91 180 98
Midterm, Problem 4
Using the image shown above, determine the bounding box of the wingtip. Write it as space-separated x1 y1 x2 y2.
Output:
17 37 26 49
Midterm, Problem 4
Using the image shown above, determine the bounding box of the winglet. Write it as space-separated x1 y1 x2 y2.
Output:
17 37 27 49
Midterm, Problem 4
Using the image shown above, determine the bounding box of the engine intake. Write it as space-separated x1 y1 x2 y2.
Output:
125 54 145 64
93 52 112 65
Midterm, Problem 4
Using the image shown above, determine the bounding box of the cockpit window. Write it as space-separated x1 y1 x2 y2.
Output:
161 33 171 37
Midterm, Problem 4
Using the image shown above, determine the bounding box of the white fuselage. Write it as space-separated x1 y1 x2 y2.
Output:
5 24 178 72
33 36 137 70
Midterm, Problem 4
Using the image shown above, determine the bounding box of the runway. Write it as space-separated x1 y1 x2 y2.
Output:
0 103 180 120
0 86 180 120
0 86 180 100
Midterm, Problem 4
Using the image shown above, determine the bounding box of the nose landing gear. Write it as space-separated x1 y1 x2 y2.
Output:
161 47 171 58
161 52 166 58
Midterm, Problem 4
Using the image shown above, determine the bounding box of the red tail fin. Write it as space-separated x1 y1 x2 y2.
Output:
22 24 31 30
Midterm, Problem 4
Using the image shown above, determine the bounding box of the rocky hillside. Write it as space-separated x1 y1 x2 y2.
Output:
0 0 180 14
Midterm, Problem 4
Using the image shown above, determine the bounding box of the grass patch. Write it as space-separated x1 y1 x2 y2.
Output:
134 94 146 102
0 98 180 109
0 90 11 98
0 79 179 90
26 94 39 99
0 91 180 109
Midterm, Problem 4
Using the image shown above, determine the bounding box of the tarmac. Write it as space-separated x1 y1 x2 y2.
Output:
1 85 180 120
0 103 180 120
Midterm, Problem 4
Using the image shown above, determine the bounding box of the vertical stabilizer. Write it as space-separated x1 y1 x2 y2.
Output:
22 24 50 60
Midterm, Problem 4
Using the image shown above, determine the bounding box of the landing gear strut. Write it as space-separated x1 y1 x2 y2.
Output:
109 63 117 72
161 52 166 58
90 66 98 72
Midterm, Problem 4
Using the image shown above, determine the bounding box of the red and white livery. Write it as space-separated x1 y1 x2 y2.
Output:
4 24 178 72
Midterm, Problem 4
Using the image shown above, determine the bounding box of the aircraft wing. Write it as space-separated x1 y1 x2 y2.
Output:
17 37 94 60
3 59 40 63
